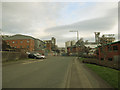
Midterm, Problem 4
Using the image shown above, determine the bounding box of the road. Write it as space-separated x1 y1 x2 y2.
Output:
3 56 74 88
2 56 112 88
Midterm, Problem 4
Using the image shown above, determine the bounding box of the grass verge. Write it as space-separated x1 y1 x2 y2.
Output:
85 63 119 89
78 57 85 61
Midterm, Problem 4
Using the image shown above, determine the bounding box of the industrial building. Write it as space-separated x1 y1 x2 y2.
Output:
65 32 116 56
65 40 76 53
43 37 58 55
94 32 115 45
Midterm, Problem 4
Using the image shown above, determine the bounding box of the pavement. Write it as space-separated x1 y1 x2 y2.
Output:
2 56 113 88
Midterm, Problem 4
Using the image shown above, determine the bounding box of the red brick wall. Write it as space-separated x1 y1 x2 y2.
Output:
5 39 35 52
98 42 120 60
67 47 78 53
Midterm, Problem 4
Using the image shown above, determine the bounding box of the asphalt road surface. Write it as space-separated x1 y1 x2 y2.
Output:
2 56 113 88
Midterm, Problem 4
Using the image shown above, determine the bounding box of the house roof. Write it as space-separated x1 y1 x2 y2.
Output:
106 40 120 45
97 41 120 48
2 34 35 40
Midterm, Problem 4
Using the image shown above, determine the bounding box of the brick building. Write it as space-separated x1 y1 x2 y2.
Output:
67 46 77 55
97 41 120 61
2 34 44 52
44 40 52 52
65 40 76 53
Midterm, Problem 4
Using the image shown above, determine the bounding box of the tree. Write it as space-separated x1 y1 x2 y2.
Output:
76 38 85 57
99 35 107 60
2 40 11 51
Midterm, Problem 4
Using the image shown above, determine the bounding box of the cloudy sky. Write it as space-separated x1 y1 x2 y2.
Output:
1 0 118 47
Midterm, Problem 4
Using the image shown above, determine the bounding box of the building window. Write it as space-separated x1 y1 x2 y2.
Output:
27 45 29 48
12 41 15 43
20 46 22 48
100 48 103 52
108 46 112 51
101 58 104 60
113 46 118 51
27 40 29 43
108 58 112 61
16 41 17 43
20 41 23 43
7 42 9 45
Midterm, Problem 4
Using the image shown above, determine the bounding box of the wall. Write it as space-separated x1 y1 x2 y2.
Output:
34 39 44 51
2 51 28 62
5 39 35 52
98 42 120 60
46 43 52 52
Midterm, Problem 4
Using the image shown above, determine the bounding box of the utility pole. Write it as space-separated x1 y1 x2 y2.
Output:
77 31 79 41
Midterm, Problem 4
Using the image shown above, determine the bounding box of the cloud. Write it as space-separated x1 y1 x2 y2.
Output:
44 7 118 46
0 2 2 29
2 2 118 47
45 8 117 33
2 2 65 36
1 0 119 2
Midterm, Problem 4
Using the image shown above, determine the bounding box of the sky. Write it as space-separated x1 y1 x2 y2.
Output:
1 0 119 47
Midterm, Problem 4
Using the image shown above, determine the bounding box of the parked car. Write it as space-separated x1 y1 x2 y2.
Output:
26 52 30 55
36 54 46 59
28 53 46 59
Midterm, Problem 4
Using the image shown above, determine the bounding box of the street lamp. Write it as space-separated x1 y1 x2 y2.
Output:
69 30 79 41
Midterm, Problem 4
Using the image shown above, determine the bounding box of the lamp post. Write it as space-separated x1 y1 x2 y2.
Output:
69 30 79 41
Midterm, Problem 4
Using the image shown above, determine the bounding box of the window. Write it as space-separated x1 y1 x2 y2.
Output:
12 41 15 43
27 45 29 48
108 46 112 51
7 42 9 45
100 48 103 52
20 41 23 43
27 40 29 43
108 58 112 61
113 46 118 51
20 46 22 48
16 41 17 43
101 58 104 60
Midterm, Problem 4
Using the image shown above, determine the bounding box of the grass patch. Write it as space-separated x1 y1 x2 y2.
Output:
85 63 119 89
78 57 85 61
